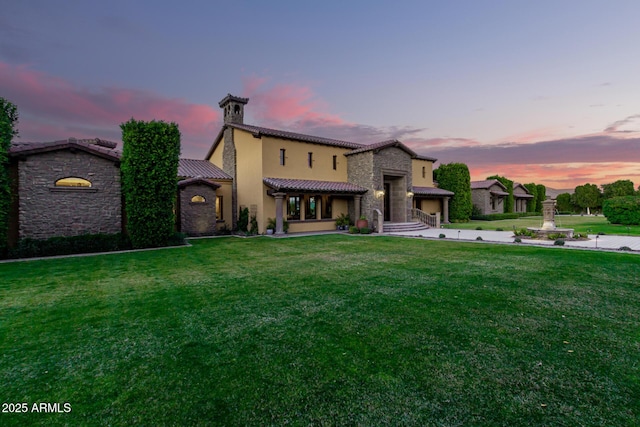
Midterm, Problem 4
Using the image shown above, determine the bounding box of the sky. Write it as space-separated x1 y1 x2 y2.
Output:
1 0 639 190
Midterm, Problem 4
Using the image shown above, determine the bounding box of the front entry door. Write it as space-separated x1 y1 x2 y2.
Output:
384 183 391 221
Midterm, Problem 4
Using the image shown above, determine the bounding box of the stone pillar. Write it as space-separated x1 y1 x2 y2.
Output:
274 192 285 235
443 197 450 224
354 195 362 222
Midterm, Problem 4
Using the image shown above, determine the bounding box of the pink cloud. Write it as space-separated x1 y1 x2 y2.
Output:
0 62 220 158
241 76 346 127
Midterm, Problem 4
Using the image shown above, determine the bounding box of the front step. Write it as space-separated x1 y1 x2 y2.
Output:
383 222 429 233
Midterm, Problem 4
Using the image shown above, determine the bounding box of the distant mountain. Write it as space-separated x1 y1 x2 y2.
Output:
545 187 573 199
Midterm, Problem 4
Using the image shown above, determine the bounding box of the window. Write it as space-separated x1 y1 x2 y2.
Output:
332 155 337 170
321 195 332 219
191 195 206 203
308 152 313 168
305 196 317 219
216 196 223 220
280 149 286 166
422 166 426 179
55 177 92 187
287 196 300 220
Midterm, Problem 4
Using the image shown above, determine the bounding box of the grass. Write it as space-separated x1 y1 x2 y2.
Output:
445 215 640 235
1 235 639 426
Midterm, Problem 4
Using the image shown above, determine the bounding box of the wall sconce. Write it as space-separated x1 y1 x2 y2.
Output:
406 191 414 198
375 189 385 199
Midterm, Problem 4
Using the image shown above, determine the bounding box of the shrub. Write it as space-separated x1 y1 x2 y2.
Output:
514 237 522 243
471 212 541 221
0 98 19 257
475 226 483 230
434 163 472 221
121 119 180 249
554 239 565 246
266 217 277 230
349 226 359 234
514 228 535 237
249 215 258 235
359 227 371 234
547 233 566 240
6 233 133 259
439 233 446 239
238 207 249 232
603 196 640 225
496 228 503 231
476 236 483 241
618 246 633 252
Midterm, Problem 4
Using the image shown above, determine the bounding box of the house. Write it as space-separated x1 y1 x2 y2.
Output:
7 93 453 242
471 180 534 215
471 179 509 215
206 94 453 234
513 183 535 213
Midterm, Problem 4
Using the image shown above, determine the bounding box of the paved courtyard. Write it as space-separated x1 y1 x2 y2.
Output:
386 227 640 252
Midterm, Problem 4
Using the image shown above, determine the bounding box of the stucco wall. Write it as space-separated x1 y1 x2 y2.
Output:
17 149 121 239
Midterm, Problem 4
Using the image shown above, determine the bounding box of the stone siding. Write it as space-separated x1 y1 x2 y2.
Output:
347 147 413 222
179 184 218 236
222 128 238 229
17 150 121 239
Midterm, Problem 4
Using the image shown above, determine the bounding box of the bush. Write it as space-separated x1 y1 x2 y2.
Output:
554 239 565 246
603 196 640 225
238 207 249 232
475 226 483 230
514 237 522 243
514 228 535 237
434 163 472 221
439 233 446 239
249 215 258 235
476 236 483 241
619 246 633 252
547 233 567 240
496 228 503 231
471 212 542 221
6 233 133 259
359 227 371 234
349 226 359 234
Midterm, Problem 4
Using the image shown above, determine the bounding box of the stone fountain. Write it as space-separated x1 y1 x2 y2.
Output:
527 199 574 238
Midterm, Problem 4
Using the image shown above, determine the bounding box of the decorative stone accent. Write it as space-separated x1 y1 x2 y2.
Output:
178 182 218 236
17 149 121 239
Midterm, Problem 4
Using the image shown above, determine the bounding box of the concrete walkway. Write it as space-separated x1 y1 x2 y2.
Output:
385 227 640 253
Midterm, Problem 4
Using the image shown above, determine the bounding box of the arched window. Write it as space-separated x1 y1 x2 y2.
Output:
191 195 206 203
55 177 92 187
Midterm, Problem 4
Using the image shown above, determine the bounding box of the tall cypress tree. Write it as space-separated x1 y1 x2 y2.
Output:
434 163 472 222
0 98 19 256
121 119 181 248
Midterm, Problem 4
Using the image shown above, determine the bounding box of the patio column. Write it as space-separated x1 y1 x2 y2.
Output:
443 197 450 224
354 195 362 222
274 192 285 235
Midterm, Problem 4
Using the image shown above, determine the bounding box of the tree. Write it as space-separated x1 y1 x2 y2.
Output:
536 184 546 212
434 163 472 222
0 98 19 255
573 183 601 215
556 193 575 213
523 183 538 212
486 175 514 213
603 196 640 225
121 119 181 248
601 179 635 199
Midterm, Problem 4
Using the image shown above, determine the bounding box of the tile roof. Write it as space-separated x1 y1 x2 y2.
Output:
178 159 232 180
490 190 510 197
412 186 454 197
471 179 507 191
178 177 221 189
228 123 364 149
263 177 368 194
345 139 418 157
9 138 121 161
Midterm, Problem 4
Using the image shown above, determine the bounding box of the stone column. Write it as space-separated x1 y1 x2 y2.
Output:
443 197 450 224
274 192 285 235
354 195 362 222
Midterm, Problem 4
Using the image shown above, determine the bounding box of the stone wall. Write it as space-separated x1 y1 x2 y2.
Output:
222 127 237 229
374 147 412 222
179 184 218 236
17 150 121 239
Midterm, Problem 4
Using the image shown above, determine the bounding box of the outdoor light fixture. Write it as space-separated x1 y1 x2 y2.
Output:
406 191 414 198
375 189 385 198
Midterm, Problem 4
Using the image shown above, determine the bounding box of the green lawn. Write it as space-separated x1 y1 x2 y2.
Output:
444 215 640 235
1 236 639 426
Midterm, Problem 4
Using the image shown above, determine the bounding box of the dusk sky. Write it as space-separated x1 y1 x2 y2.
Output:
2 0 639 189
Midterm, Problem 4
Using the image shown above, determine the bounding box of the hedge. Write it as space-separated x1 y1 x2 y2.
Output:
434 163 472 221
471 212 542 221
5 233 132 259
121 119 181 248
0 98 19 257
603 196 640 225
